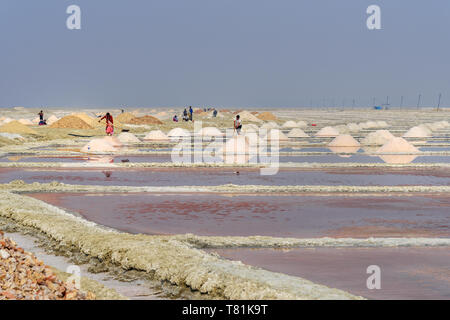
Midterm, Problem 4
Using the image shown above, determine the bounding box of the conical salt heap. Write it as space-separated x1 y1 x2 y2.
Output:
168 128 190 137
0 121 38 135
47 115 59 125
50 115 93 129
117 132 141 143
242 123 259 133
264 129 289 141
377 137 420 164
18 119 33 125
328 134 360 155
315 126 339 137
257 112 277 121
81 136 122 153
143 130 169 140
71 112 99 128
376 121 388 128
281 121 298 128
128 115 163 125
221 135 250 164
236 111 263 123
335 125 350 134
361 130 395 146
196 127 223 136
297 121 307 128
260 121 279 130
347 123 361 132
403 126 431 138
287 128 309 138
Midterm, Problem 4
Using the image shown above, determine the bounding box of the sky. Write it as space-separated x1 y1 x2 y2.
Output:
1 0 449 109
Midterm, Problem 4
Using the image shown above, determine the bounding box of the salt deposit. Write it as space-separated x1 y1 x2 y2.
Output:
0 121 38 135
221 135 250 164
335 125 350 134
32 117 40 124
376 121 388 128
168 128 190 137
296 121 307 128
377 137 420 164
315 126 339 137
81 137 122 153
328 134 360 147
117 132 141 143
287 128 309 138
50 115 93 129
347 123 361 132
3 118 13 124
116 112 136 124
128 115 163 125
196 127 223 136
361 130 395 146
257 112 278 121
143 130 169 140
281 121 298 128
0 133 24 140
242 124 259 133
403 126 431 138
47 115 59 125
236 111 263 123
264 129 289 141
18 119 33 125
260 122 279 130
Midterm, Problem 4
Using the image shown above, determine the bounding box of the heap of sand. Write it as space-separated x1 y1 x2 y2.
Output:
261 121 279 130
236 111 263 123
196 127 223 136
281 121 298 128
18 119 33 125
50 115 93 129
297 121 308 128
116 112 136 124
117 132 141 143
403 126 431 138
81 136 122 153
315 126 339 137
361 130 395 146
128 115 163 125
264 129 289 141
0 121 38 135
143 130 169 140
376 137 420 164
347 123 361 132
168 128 190 137
71 112 100 128
257 112 277 121
287 128 309 138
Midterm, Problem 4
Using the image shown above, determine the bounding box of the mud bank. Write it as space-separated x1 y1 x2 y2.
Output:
1 180 450 195
0 192 363 299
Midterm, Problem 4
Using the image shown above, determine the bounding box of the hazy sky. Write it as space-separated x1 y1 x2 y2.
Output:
1 0 449 108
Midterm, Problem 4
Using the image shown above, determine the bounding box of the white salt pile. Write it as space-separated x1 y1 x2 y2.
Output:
361 130 395 146
263 129 289 141
347 123 361 132
143 130 169 140
241 123 259 133
328 134 360 155
117 132 141 143
260 122 279 130
287 128 309 138
315 126 339 137
403 126 431 138
3 118 13 124
81 136 122 153
376 121 388 128
376 137 420 164
196 127 223 137
221 135 250 164
47 115 59 125
358 122 369 129
18 119 33 125
236 111 263 123
281 121 298 128
328 134 360 147
296 121 307 128
335 125 350 134
168 128 190 137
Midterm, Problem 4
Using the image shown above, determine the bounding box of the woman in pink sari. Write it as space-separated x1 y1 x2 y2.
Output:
99 112 114 136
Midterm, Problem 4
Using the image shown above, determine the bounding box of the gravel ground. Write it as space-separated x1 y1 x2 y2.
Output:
0 230 94 300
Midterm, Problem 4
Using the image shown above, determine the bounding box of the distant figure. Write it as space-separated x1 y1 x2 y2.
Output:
38 110 46 125
99 112 114 136
234 115 242 135
213 109 218 117
189 106 193 121
173 114 178 122
121 109 124 113
183 108 189 121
